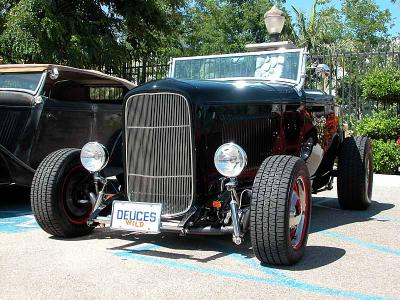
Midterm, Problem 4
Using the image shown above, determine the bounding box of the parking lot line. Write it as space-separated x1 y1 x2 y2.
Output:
318 230 400 257
114 244 392 300
0 210 39 233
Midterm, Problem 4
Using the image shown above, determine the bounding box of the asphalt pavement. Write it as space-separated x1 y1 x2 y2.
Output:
0 174 399 300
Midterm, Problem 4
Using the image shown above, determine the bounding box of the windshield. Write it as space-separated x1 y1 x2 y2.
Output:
171 50 302 83
0 72 44 93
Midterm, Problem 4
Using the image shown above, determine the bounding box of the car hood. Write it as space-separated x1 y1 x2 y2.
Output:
125 78 302 105
0 91 34 107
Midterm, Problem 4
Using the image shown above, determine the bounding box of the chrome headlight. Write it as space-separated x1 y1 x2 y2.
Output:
80 142 109 172
214 143 247 178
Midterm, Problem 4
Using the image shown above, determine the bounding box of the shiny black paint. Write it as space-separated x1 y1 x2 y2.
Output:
123 78 339 210
0 83 125 187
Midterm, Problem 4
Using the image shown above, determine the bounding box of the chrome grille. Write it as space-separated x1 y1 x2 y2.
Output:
125 93 194 217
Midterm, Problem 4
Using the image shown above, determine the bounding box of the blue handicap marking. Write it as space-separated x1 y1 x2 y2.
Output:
114 243 393 300
0 210 39 233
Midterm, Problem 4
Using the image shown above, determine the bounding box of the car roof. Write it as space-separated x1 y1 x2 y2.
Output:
0 64 136 89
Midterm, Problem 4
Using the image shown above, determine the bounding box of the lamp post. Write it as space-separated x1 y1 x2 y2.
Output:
264 6 285 42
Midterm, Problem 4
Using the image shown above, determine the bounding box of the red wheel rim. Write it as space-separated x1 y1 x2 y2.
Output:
289 175 309 250
59 166 93 225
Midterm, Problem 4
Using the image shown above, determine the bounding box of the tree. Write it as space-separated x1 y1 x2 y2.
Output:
291 0 343 50
0 0 185 65
178 0 295 56
101 0 185 59
290 0 393 51
341 0 392 48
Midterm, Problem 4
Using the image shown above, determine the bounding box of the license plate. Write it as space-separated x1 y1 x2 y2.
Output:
110 201 162 233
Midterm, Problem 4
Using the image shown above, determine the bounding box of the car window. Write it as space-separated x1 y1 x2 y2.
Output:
0 72 43 93
172 51 301 83
90 87 124 102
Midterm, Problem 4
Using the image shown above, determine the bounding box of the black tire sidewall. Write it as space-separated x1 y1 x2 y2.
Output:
52 150 92 234
338 136 373 210
250 155 311 265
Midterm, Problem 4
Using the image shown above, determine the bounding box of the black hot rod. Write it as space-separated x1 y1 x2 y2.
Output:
31 48 373 265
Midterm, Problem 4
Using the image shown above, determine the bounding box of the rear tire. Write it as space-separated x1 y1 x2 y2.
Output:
337 136 373 210
31 149 94 237
250 155 311 265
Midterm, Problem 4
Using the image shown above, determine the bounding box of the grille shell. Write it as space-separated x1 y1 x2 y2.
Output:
124 93 194 217
0 110 30 152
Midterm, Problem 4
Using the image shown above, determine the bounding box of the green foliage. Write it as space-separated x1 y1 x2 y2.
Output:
176 1 296 56
291 0 393 51
0 0 185 66
104 0 185 59
0 0 396 65
361 67 400 103
0 0 126 66
291 0 343 50
179 0 271 56
356 110 400 141
371 140 400 174
341 0 392 47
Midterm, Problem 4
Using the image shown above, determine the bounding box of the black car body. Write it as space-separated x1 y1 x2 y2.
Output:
0 64 135 187
31 47 373 265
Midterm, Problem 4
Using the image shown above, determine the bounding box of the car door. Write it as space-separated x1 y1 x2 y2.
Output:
30 85 92 168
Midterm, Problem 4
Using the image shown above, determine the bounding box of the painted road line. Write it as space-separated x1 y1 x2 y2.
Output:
115 248 279 285
226 251 393 300
115 244 392 300
0 214 39 233
319 231 400 257
213 242 396 300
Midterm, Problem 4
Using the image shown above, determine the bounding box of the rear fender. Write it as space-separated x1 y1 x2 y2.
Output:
310 134 340 191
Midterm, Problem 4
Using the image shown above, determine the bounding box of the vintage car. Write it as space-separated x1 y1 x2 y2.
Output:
30 47 373 265
0 64 135 187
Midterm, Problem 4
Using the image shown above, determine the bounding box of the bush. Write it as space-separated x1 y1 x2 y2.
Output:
361 67 400 104
356 110 400 141
371 140 400 175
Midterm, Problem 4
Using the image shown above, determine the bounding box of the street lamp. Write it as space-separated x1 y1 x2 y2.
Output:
264 6 285 42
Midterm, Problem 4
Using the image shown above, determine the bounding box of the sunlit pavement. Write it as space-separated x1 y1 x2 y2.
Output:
0 174 399 299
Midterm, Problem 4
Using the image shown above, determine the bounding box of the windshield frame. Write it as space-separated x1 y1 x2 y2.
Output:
0 71 47 95
169 48 306 86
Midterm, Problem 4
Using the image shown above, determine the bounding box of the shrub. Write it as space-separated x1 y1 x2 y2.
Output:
371 140 400 175
361 67 400 104
356 110 400 141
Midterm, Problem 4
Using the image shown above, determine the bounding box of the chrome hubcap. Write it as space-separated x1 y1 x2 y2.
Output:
289 176 309 249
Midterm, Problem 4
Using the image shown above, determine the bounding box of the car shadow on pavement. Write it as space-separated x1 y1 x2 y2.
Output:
65 195 396 270
0 186 31 217
311 196 395 234
104 233 346 270
2 186 394 270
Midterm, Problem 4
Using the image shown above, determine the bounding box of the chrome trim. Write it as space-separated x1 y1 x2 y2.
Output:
294 52 307 96
80 142 109 173
124 92 195 217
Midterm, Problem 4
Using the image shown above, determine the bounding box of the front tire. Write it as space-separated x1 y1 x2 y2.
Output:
337 136 373 210
250 155 311 265
31 149 94 237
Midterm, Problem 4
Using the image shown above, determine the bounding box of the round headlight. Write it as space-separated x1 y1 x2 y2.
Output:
80 142 109 172
214 143 247 178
